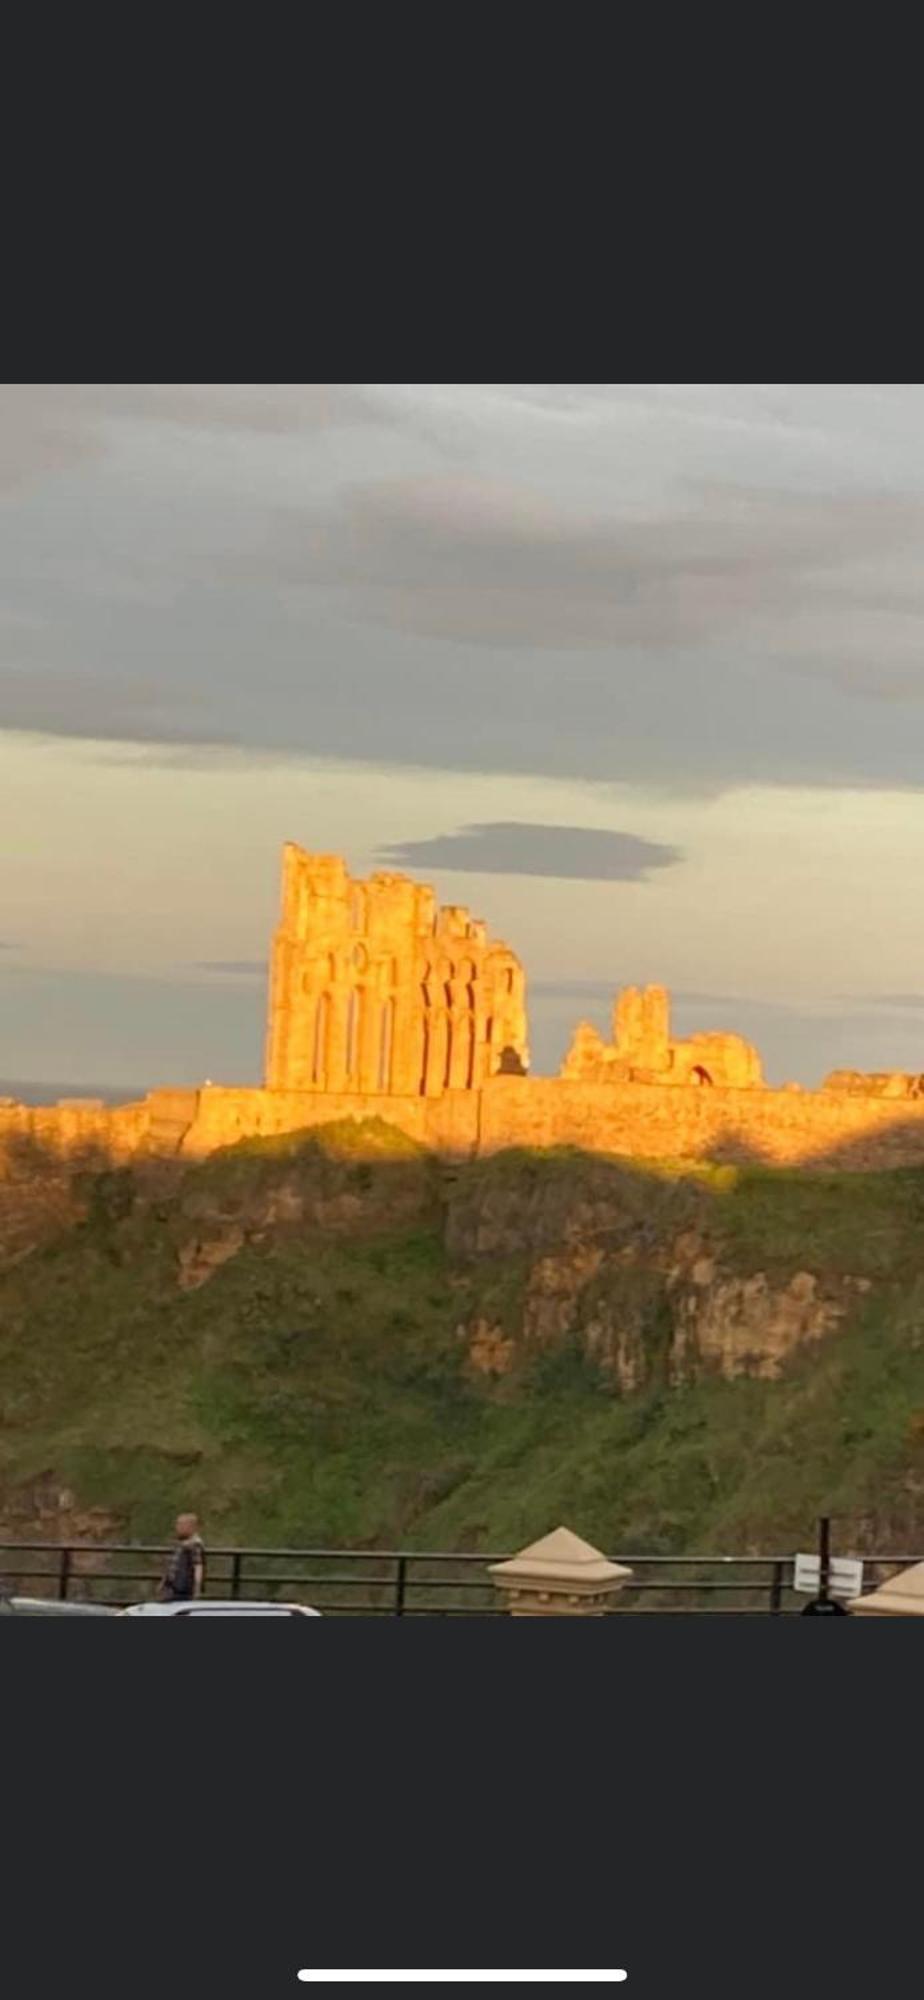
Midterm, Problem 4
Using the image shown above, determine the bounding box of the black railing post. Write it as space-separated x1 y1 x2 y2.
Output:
230 1552 243 1601
394 1556 407 1617
58 1547 72 1602
768 1561 784 1615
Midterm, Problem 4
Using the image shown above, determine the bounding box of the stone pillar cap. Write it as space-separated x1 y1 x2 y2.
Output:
489 1525 633 1590
848 1560 924 1615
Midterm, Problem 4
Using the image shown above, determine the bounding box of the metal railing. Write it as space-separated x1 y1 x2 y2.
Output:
1 1541 919 1614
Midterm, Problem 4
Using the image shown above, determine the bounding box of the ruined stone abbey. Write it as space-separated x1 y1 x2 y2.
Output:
265 846 528 1096
4 841 924 1175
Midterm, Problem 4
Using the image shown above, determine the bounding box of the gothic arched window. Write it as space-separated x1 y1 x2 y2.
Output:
378 998 395 1092
312 994 330 1086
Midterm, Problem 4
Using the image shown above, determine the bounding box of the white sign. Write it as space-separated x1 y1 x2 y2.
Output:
297 1978 628 1987
793 1553 863 1600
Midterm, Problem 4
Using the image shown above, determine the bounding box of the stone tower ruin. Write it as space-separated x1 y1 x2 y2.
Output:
561 983 763 1088
265 845 529 1096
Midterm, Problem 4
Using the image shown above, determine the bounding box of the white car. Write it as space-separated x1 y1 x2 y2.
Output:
120 1599 321 1617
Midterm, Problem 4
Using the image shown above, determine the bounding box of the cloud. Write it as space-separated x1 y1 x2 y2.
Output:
73 383 387 435
6 386 924 797
0 668 242 748
0 390 106 491
377 822 681 882
256 474 924 662
0 384 398 494
0 940 17 950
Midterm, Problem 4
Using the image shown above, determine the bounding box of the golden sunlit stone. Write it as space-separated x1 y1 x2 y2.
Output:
5 844 924 1175
265 844 528 1096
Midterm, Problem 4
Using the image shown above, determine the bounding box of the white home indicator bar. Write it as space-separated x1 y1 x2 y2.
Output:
297 1975 628 1985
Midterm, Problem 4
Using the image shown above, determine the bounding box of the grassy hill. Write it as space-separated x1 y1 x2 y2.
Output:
3 1119 924 1565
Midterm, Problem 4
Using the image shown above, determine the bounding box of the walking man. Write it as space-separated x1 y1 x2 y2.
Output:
158 1513 205 1603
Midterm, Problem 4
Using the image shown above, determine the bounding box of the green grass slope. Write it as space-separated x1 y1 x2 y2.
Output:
3 1122 924 1561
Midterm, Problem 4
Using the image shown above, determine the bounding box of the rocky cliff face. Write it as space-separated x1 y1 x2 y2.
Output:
0 1125 436 1275
142 1148 883 1390
3 1120 924 1556
0 1128 882 1389
462 1247 862 1389
443 1158 875 1388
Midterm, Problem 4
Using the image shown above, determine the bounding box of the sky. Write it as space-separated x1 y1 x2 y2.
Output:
1 381 923 1096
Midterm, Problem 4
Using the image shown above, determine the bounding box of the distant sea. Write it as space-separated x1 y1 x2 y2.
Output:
0 1079 148 1106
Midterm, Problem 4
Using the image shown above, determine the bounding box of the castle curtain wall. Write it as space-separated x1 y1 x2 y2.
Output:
11 1074 924 1176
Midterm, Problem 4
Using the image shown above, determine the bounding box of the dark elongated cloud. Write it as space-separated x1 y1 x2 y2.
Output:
377 822 681 881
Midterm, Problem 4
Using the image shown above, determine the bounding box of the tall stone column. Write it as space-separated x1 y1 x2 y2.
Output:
382 984 412 1096
469 992 488 1087
391 983 423 1096
613 986 643 1059
285 1007 311 1091
425 1008 449 1097
641 985 671 1070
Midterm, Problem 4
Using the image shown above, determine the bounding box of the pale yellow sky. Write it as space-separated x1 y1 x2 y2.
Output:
2 732 918 996
1 730 921 1089
3 384 924 1089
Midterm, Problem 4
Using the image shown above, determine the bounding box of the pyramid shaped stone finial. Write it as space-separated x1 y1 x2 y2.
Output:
847 1561 924 1616
489 1525 633 1617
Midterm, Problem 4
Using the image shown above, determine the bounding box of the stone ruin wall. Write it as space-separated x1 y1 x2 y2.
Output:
5 850 924 1180
7 1073 924 1180
265 845 528 1097
561 983 763 1089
